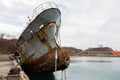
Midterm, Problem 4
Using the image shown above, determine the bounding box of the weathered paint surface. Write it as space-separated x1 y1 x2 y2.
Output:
17 2 69 72
17 2 61 62
22 48 70 72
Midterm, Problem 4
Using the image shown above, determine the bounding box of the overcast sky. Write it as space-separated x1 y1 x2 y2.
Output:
0 0 120 50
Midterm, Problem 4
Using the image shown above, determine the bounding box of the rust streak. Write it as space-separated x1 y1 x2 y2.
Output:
37 24 52 51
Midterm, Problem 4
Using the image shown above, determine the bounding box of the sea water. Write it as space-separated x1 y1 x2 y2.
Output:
28 56 120 80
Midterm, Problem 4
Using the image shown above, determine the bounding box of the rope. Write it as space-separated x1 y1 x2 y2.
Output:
61 70 63 80
54 48 58 80
61 70 67 80
55 49 58 72
64 70 66 80
54 23 59 80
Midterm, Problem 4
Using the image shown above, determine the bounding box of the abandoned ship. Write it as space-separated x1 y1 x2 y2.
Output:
17 2 70 72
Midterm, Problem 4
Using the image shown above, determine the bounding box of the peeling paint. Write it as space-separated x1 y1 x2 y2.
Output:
17 2 69 72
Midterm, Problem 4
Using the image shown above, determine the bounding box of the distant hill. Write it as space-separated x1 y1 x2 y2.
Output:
61 47 82 56
86 47 113 52
79 47 113 56
85 47 113 54
61 47 118 57
0 37 119 57
0 38 17 54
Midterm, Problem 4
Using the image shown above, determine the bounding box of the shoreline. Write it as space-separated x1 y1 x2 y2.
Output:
70 54 120 57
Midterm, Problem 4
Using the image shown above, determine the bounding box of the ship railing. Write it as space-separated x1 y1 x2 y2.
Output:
31 2 58 21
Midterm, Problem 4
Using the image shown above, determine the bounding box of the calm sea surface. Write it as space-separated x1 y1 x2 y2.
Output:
28 56 120 80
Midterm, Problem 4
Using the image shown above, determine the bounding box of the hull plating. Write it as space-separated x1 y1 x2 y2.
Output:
17 2 69 72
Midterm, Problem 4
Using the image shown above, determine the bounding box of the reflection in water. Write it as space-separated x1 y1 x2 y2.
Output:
25 71 55 80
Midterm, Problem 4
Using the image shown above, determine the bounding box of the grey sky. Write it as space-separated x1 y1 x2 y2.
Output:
0 0 120 50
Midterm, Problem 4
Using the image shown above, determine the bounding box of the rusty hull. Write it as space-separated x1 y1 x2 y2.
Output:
21 48 70 72
17 2 70 72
